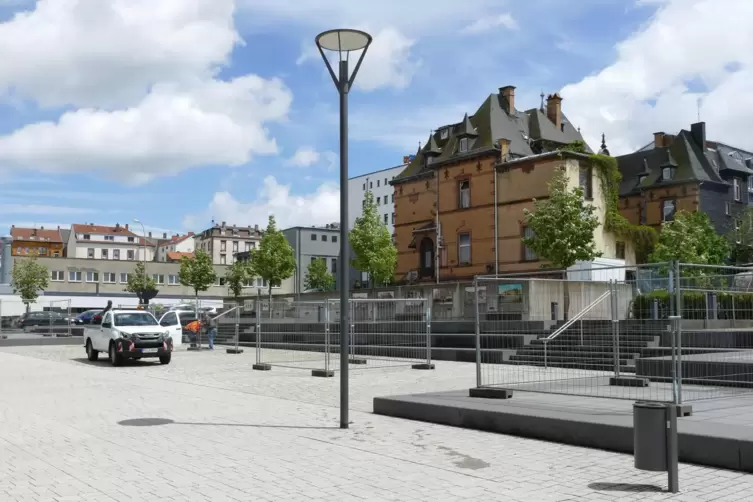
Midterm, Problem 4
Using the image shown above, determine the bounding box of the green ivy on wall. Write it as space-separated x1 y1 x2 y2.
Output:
560 141 657 262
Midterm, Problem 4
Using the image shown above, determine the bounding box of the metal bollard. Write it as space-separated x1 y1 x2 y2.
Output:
651 298 659 320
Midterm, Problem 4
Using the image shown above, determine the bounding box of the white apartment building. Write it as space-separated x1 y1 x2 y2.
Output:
66 223 154 262
347 161 408 235
194 221 262 265
155 232 195 262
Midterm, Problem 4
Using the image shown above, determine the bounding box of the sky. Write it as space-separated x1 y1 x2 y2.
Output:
0 0 751 238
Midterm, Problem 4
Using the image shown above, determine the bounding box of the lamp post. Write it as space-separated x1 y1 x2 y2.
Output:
316 28 372 430
133 219 147 271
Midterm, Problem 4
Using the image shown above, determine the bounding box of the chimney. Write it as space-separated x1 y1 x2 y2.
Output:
163 232 167 238
499 86 516 114
254 224 259 232
148 231 152 238
546 93 563 130
691 122 706 149
221 221 226 227
653 132 665 149
125 223 129 230
40 226 44 230
115 223 120 230
498 138 511 162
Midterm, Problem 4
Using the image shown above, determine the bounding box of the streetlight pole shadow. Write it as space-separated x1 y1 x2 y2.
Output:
117 418 339 430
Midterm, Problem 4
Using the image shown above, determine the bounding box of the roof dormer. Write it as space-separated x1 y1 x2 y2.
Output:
660 149 677 181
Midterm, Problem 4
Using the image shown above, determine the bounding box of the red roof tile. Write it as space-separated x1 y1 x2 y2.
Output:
11 226 63 243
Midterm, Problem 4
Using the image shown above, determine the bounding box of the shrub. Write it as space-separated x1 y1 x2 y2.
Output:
632 291 753 320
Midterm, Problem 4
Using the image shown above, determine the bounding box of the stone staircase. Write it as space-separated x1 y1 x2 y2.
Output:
507 320 662 373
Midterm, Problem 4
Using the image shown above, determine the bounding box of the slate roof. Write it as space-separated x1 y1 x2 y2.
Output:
394 89 590 182
617 130 753 196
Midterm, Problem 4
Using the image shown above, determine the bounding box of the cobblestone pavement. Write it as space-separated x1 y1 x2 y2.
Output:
1 345 752 501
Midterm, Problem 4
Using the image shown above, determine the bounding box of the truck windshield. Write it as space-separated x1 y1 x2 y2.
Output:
113 312 158 327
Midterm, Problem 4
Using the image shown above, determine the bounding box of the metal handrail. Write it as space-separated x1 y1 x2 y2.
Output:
542 290 611 368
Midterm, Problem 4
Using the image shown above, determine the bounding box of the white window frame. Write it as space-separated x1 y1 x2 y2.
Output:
127 250 135 260
168 274 179 285
458 233 471 265
103 272 116 283
459 180 470 209
69 271 82 282
523 227 537 261
152 274 165 285
85 271 99 283
51 270 64 282
87 248 95 259
101 248 109 259
120 273 129 283
440 128 449 139
662 199 677 222
459 138 469 153
734 178 742 201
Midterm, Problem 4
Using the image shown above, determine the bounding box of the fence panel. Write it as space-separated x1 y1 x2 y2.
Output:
0 298 72 337
344 298 432 370
255 300 330 371
667 263 753 402
46 299 72 337
474 264 678 403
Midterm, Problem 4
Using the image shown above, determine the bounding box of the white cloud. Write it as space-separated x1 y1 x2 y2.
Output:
561 0 753 155
0 76 292 183
287 147 320 167
183 176 339 230
462 14 518 35
298 27 420 92
0 0 240 108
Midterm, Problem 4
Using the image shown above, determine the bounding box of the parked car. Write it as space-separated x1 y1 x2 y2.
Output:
15 311 70 328
74 309 101 325
84 309 173 366
157 310 198 347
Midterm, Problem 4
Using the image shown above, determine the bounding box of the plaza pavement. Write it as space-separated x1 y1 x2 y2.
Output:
0 345 752 501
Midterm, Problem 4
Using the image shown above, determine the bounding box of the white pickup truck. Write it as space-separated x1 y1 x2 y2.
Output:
84 309 173 366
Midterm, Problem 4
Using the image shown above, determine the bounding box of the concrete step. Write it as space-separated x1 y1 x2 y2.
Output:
514 349 639 360
505 359 636 373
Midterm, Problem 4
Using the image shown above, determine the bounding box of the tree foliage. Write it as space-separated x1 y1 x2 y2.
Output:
179 249 217 299
225 259 254 302
251 216 296 297
304 258 335 291
11 257 49 310
124 261 158 305
350 191 397 287
649 211 729 265
729 207 753 264
522 167 602 269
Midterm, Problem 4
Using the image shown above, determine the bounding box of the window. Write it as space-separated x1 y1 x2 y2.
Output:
662 167 674 181
220 254 226 265
734 178 742 201
50 271 64 281
87 248 95 259
726 202 732 216
579 166 593 199
69 271 82 282
127 250 135 260
52 251 60 257
363 183 366 190
104 235 114 241
458 233 471 264
616 242 626 260
362 200 366 208
332 259 337 274
322 235 327 242
15 246 21 254
332 235 338 243
384 178 388 186
232 241 238 252
168 274 179 285
459 180 470 209
392 213 396 224
662 199 677 222
113 249 120 260
377 196 381 205
245 242 253 251
86 271 99 283
152 274 165 285
311 234 317 241
101 249 108 259
639 202 647 225
103 272 116 283
311 256 318 265
440 128 449 139
120 273 129 283
377 179 380 187
523 227 537 261
83 234 91 240
161 312 178 326
220 240 227 252
216 277 226 286
384 214 388 224
638 174 647 186
459 138 469 153
127 236 135 243
391 193 395 203
370 182 373 189
38 247 47 255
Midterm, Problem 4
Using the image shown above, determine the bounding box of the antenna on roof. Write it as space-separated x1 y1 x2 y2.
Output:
540 91 545 112
697 97 702 122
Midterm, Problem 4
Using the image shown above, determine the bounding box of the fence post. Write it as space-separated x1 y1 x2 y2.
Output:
67 300 72 337
426 305 432 367
325 301 330 374
226 305 243 354
474 277 482 387
0 299 3 339
611 280 620 378
255 299 261 364
673 261 683 405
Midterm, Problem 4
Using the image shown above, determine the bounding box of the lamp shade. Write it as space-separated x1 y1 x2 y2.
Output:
316 29 372 52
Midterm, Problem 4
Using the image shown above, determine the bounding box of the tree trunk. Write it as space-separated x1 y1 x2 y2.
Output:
25 302 30 314
268 285 272 320
562 271 570 322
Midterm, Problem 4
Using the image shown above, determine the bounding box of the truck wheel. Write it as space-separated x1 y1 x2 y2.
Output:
109 342 122 367
159 353 171 365
86 340 99 362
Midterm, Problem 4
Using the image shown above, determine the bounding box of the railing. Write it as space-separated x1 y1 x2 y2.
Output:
543 290 612 369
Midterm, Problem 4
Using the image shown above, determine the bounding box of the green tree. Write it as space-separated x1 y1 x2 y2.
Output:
523 167 602 319
251 216 296 305
225 259 254 305
650 211 729 265
728 208 753 264
179 250 217 309
304 258 335 291
350 191 397 288
11 257 49 312
125 261 158 305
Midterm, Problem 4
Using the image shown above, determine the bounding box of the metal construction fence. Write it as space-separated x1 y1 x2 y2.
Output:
251 298 432 375
474 262 753 406
0 298 72 337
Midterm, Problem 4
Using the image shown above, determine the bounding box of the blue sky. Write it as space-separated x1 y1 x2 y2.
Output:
0 0 751 238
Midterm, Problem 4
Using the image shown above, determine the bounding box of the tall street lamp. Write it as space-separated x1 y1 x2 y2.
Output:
316 28 372 430
133 218 147 271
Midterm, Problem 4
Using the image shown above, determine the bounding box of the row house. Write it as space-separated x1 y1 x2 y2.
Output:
616 122 753 234
155 232 195 262
66 223 154 262
194 221 262 265
392 85 627 282
9 226 64 257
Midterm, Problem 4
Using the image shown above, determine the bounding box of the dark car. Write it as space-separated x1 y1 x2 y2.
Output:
74 309 101 325
15 311 70 328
